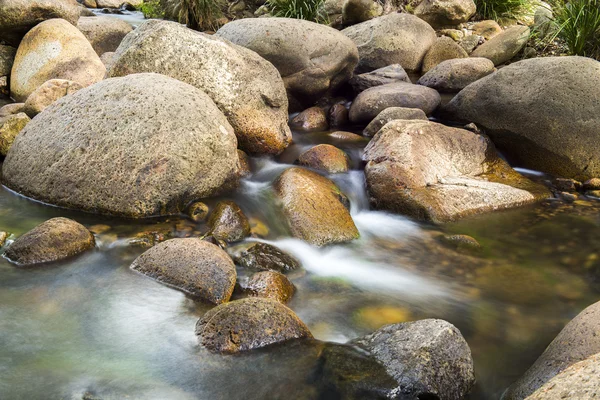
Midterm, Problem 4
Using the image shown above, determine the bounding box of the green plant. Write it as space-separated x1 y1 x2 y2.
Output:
139 0 165 18
474 0 534 21
552 0 600 58
172 0 223 31
266 0 329 23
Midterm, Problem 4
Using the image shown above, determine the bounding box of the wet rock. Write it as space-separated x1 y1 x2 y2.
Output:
421 36 469 73
363 120 550 222
77 16 133 56
208 201 251 243
195 297 313 353
237 149 252 177
107 20 291 155
130 238 236 304
583 178 600 191
441 234 481 251
553 178 581 192
349 64 411 94
352 319 476 400
216 18 358 110
342 13 437 73
0 103 24 118
243 271 295 303
472 20 503 40
342 0 383 25
290 107 328 132
187 201 210 222
417 57 496 92
274 167 359 246
0 112 29 156
363 106 428 137
10 18 105 102
471 25 530 66
3 74 239 217
414 0 476 28
235 242 301 273
0 45 16 76
298 144 350 174
328 103 349 128
328 130 367 143
5 217 95 265
349 82 441 124
23 79 83 118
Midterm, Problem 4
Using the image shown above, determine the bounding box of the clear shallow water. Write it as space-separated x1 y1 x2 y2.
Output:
0 127 599 399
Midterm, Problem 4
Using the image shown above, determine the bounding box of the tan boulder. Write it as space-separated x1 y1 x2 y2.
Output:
77 16 133 56
422 36 468 73
23 79 83 117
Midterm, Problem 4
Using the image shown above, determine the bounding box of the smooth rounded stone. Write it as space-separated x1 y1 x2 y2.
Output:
10 18 105 102
328 103 349 128
503 300 600 400
472 20 503 40
342 0 383 25
471 25 530 66
216 18 358 110
417 57 495 92
23 79 83 117
362 120 550 222
421 36 469 73
243 271 295 303
237 149 252 177
328 130 367 143
583 178 600 191
235 242 301 273
342 13 437 73
130 238 236 304
414 0 476 28
195 297 313 353
3 73 239 217
349 82 441 124
0 45 16 76
0 112 29 156
352 319 476 400
0 103 25 118
349 64 410 93
107 20 291 155
274 167 359 246
443 56 600 181
460 34 482 54
187 201 209 222
298 144 350 174
77 16 133 56
207 201 251 243
362 106 428 137
81 0 98 7
290 107 328 132
4 217 95 265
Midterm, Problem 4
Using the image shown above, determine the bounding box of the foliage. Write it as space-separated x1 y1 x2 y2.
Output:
139 0 165 18
551 0 600 58
474 0 534 21
266 0 329 23
172 0 223 31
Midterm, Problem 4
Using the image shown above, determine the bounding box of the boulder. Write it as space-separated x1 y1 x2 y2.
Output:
363 106 427 137
0 112 29 156
0 103 25 118
235 242 301 273
216 18 358 110
5 217 95 265
421 36 468 73
290 107 328 132
195 297 313 353
328 103 349 128
472 20 503 40
77 16 133 56
207 201 251 243
243 271 296 303
298 144 350 174
362 120 550 222
99 51 116 68
352 319 475 400
10 18 105 102
2 73 239 217
0 45 16 76
342 0 383 25
417 57 495 92
414 0 476 28
274 167 359 246
471 25 530 66
349 82 440 124
443 56 600 180
342 13 437 73
23 79 83 117
130 238 236 304
349 64 410 93
107 20 291 155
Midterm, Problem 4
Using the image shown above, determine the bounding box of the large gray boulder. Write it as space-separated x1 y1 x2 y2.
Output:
471 25 530 66
414 0 476 28
216 18 358 110
443 56 600 180
2 73 240 218
342 13 437 73
77 16 133 56
107 20 291 155
417 57 495 92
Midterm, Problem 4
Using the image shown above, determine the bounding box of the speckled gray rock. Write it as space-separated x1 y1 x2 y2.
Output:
414 0 476 28
417 57 495 92
352 319 476 400
208 201 251 243
77 16 133 56
23 79 83 117
0 45 16 76
349 64 410 93
342 13 437 73
235 242 301 273
363 107 427 137
2 73 239 217
421 36 468 73
0 112 29 156
443 56 600 180
471 25 530 66
130 238 236 304
349 82 440 124
107 20 291 155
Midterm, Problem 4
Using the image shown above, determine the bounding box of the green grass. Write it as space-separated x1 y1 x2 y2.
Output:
139 0 165 18
474 0 534 21
265 0 329 23
552 0 600 58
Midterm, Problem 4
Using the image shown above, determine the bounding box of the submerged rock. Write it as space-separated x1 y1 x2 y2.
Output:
5 217 95 265
0 112 29 156
298 144 350 174
235 242 301 273
421 36 468 73
290 107 328 132
77 16 133 56
243 271 296 303
208 201 251 243
23 79 83 117
471 25 530 66
414 0 476 28
363 106 428 137
417 57 495 92
349 64 411 94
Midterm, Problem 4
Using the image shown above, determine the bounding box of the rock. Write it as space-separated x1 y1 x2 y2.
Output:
77 16 133 56
421 36 468 73
342 0 383 25
583 178 600 191
414 0 476 28
0 231 9 247
243 271 295 303
342 13 437 73
352 319 476 400
349 82 441 124
472 20 503 40
471 25 530 66
4 217 95 265
274 168 359 246
130 238 236 304
216 18 358 110
534 4 554 38
96 0 142 7
329 130 367 143
0 45 16 76
107 20 291 155
362 120 550 222
298 144 350 174
417 57 495 92
23 79 83 117
2 73 239 217
503 300 600 399
235 242 301 273
441 28 464 40
78 5 96 16
81 0 98 7
237 149 252 177
553 178 581 192
0 112 29 156
328 103 349 128
349 64 410 93
0 103 25 118
195 297 313 353
10 18 105 102
208 201 251 243
187 201 210 222
290 107 328 132
443 56 600 181
441 234 481 251
363 106 427 137
99 51 116 68
460 34 482 53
